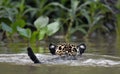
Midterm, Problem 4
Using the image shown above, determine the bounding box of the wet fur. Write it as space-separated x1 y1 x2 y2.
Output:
27 47 41 63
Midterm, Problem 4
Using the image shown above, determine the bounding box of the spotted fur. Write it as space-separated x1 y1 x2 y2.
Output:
55 43 77 56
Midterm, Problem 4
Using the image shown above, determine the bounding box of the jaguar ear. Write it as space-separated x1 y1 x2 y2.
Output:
49 43 56 55
77 43 86 56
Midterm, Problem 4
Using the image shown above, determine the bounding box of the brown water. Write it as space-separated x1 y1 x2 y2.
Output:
0 62 120 74
0 39 120 74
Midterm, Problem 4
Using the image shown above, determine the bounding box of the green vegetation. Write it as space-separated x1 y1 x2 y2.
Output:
17 16 60 46
0 0 120 45
116 0 120 49
116 14 120 49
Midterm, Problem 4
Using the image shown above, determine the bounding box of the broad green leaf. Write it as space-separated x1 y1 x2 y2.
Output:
17 26 31 38
34 16 49 30
1 22 12 33
11 19 26 32
38 27 47 40
47 21 60 36
30 31 38 42
71 0 79 11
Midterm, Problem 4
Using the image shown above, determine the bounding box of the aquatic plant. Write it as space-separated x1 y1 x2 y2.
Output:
49 0 89 41
17 16 60 46
0 0 119 43
0 0 26 41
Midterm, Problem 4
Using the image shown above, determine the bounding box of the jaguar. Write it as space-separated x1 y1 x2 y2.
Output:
27 43 86 63
49 43 86 56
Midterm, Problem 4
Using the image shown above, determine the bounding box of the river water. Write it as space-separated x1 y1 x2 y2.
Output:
0 39 120 74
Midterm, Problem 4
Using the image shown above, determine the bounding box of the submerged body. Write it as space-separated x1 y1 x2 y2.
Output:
27 43 86 63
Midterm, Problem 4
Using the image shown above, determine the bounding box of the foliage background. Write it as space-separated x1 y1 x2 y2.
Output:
0 0 120 46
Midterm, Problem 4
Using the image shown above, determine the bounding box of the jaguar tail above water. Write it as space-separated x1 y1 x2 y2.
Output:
27 47 41 63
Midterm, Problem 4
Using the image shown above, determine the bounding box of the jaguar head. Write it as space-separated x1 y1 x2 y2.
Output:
49 43 86 57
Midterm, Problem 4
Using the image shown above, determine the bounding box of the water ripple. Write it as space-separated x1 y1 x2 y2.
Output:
0 53 120 67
